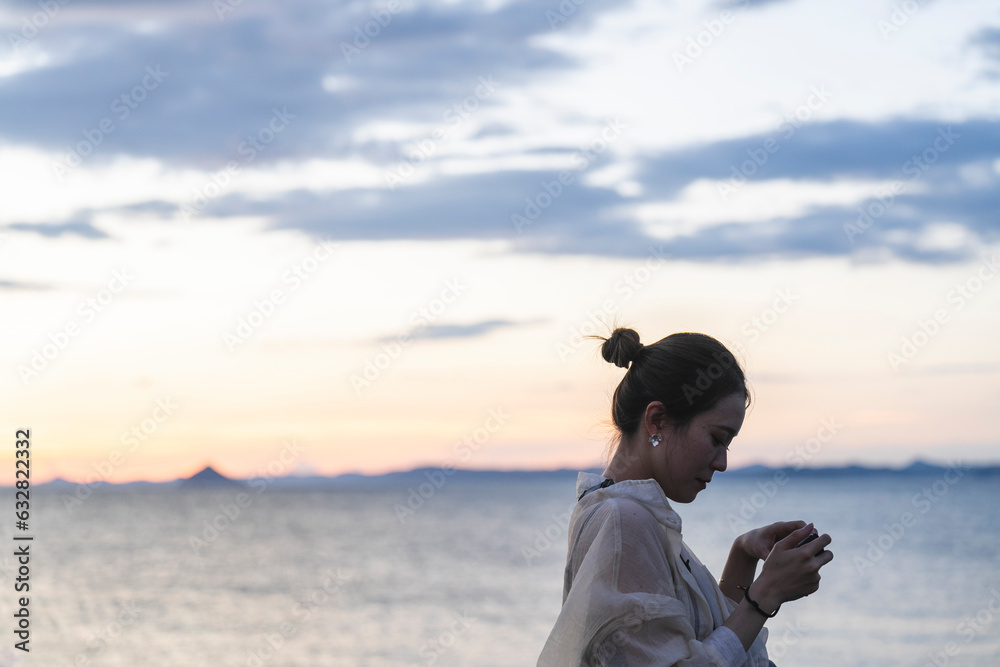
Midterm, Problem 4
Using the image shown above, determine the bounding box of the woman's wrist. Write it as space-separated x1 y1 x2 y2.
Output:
746 578 782 614
720 537 760 601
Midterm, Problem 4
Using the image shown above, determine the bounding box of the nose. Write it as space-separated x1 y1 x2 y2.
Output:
712 448 728 473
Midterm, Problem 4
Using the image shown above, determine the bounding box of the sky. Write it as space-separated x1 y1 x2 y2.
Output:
1 0 999 484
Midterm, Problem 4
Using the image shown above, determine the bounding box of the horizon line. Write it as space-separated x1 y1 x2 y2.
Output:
27 456 1000 487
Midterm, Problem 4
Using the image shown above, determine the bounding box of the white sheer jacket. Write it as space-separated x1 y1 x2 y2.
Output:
537 472 771 667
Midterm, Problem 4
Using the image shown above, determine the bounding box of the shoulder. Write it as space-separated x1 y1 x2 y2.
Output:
577 495 664 550
613 496 660 529
580 494 657 526
583 498 677 596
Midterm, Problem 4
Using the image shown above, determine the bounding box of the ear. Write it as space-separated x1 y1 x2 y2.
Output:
643 401 666 436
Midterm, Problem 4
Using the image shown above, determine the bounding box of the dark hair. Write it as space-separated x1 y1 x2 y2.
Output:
595 327 750 445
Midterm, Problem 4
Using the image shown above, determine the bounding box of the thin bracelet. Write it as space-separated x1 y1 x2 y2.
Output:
736 584 780 618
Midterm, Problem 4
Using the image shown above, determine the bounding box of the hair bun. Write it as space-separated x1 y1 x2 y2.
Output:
602 327 642 369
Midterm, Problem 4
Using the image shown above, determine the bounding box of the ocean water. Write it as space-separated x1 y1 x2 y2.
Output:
2 471 998 666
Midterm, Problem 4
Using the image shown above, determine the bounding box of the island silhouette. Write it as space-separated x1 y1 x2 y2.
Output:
179 465 246 489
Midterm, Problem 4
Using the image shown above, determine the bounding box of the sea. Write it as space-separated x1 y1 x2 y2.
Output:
2 469 998 666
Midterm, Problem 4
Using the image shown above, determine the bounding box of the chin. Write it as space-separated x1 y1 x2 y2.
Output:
667 489 700 504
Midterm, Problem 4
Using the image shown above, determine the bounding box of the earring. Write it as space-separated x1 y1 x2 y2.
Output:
649 433 662 447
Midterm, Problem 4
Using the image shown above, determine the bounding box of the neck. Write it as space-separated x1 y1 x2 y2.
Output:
603 436 650 482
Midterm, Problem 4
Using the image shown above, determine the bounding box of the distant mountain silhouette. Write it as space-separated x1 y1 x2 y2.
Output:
26 460 1000 491
178 466 245 489
38 476 77 490
722 458 999 479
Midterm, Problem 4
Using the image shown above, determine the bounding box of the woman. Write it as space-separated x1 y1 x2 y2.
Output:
537 328 833 666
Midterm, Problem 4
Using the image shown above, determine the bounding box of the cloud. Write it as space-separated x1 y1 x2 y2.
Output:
968 26 1000 79
28 116 997 266
710 0 794 9
609 118 1000 262
6 1 997 267
375 318 530 343
0 279 53 291
195 117 998 263
0 0 628 166
969 26 1000 61
5 217 109 239
635 119 997 190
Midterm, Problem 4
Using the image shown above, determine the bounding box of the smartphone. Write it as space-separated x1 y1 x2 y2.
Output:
794 532 819 548
795 531 825 554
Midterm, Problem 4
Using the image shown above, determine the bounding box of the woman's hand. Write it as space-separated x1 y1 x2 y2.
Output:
738 520 807 561
751 522 834 611
720 521 805 603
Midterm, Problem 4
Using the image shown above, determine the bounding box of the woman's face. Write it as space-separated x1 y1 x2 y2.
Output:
648 391 746 503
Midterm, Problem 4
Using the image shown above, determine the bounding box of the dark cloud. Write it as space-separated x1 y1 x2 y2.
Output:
21 116 999 266
6 1 997 266
184 117 999 264
620 118 1000 263
636 119 998 193
185 150 670 263
0 0 629 166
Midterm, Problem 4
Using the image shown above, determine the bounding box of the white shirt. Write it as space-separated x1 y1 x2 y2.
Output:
537 472 772 666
